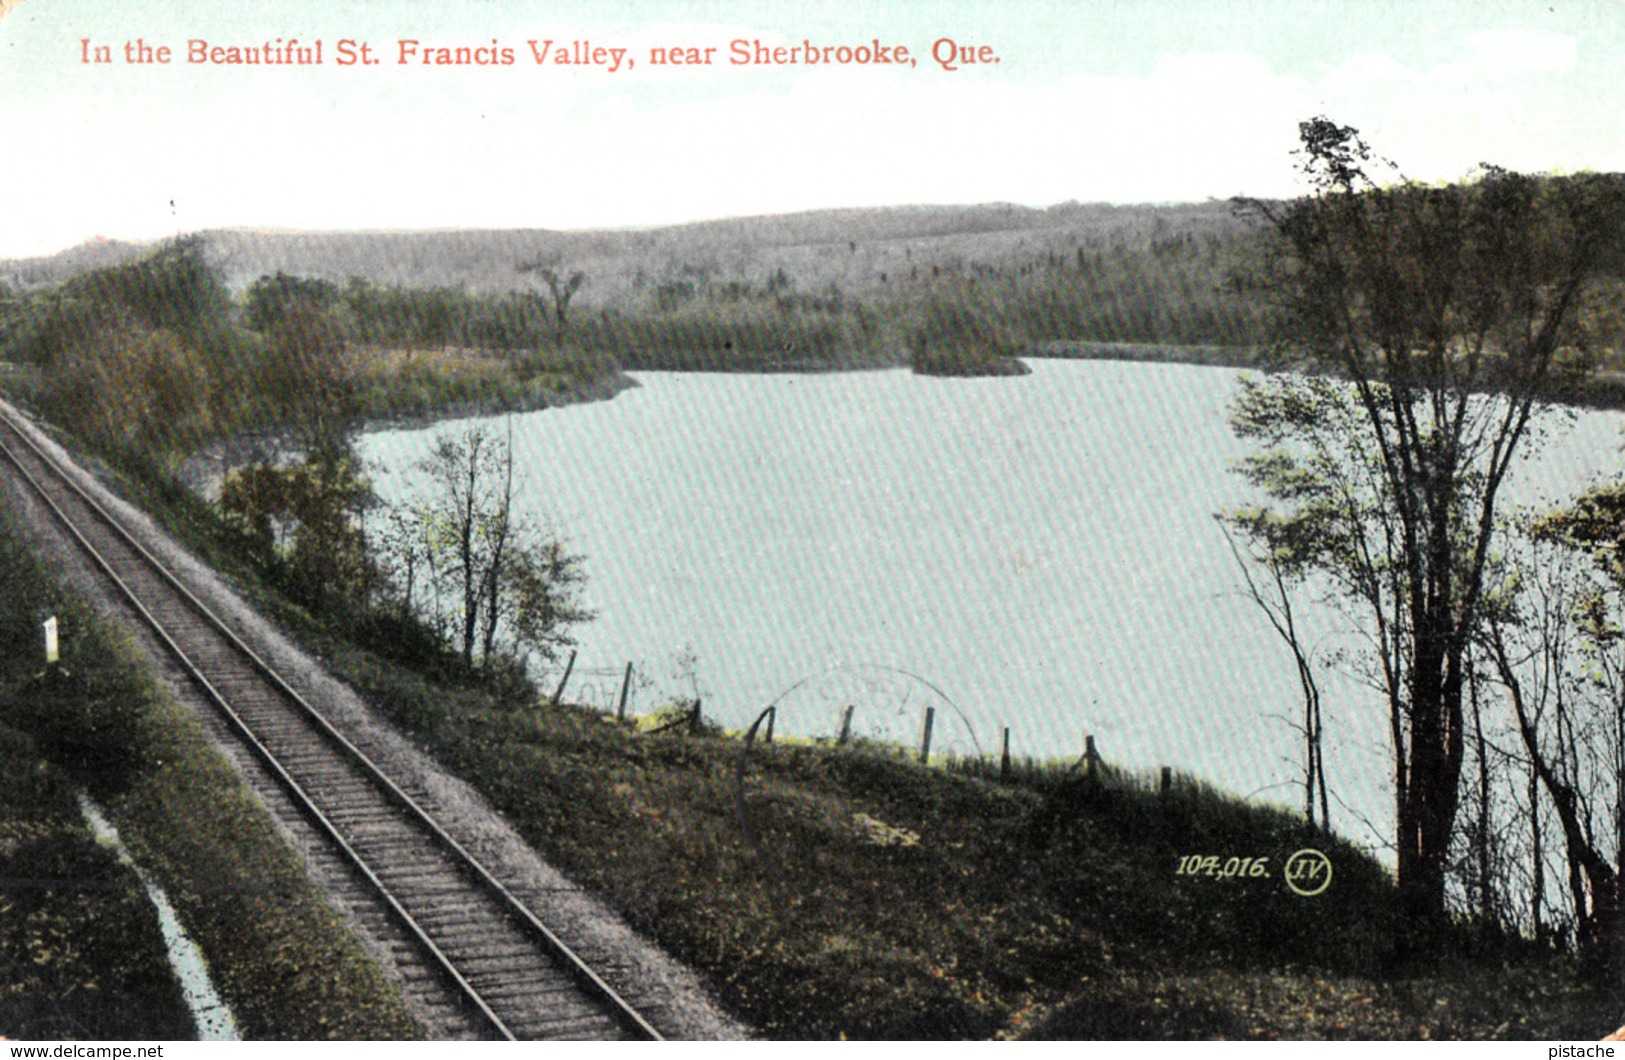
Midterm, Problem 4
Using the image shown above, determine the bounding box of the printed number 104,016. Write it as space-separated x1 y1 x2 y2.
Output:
1175 855 1270 879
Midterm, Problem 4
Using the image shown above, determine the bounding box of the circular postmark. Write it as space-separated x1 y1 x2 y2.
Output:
1283 848 1333 897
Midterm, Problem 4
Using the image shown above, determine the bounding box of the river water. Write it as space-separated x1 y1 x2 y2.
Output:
359 359 1625 849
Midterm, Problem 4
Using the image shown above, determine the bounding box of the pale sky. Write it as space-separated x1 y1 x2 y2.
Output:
2 0 1624 258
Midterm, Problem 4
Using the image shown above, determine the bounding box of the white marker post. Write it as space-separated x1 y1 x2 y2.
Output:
43 615 58 665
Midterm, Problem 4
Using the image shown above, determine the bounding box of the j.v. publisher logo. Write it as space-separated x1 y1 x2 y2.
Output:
1283 848 1333 897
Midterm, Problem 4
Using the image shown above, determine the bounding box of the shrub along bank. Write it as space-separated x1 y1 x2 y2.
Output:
0 242 626 473
0 515 422 1040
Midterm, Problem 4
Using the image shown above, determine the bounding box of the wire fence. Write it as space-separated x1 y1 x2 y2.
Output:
549 656 1146 784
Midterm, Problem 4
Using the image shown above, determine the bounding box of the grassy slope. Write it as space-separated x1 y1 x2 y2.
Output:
0 727 195 1040
306 618 1614 1040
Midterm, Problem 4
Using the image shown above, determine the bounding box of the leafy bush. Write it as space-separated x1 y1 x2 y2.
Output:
244 272 343 334
37 324 217 458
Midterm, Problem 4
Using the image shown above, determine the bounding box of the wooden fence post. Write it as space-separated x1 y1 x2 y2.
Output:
764 706 776 744
918 706 935 764
1084 733 1101 779
550 649 577 707
1160 765 1172 797
837 704 855 746
615 661 633 721
999 726 1012 781
690 698 703 735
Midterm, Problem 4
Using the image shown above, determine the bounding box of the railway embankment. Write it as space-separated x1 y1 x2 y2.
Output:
0 400 744 1041
0 493 422 1039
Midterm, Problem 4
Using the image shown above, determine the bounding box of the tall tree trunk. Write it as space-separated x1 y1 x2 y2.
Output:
478 426 515 664
1494 629 1622 970
458 435 483 668
1397 591 1470 928
1532 761 1545 944
1468 664 1495 928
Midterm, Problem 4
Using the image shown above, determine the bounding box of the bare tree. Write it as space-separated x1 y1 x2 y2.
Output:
1482 530 1625 971
1217 514 1329 830
517 259 586 343
389 422 591 673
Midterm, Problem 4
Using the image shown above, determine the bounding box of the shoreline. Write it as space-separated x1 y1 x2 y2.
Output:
359 366 641 434
1035 341 1625 413
176 340 1625 496
177 368 641 497
1033 340 1260 369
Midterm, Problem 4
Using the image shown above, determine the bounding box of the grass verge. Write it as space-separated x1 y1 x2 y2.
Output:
0 726 195 1040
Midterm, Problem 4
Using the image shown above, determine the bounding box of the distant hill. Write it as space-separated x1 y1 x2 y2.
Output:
0 200 1253 309
1 237 158 288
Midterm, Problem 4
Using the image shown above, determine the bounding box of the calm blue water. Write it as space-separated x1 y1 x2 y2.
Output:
360 360 1625 848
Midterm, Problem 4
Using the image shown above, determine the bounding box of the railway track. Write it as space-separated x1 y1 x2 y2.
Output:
0 409 666 1042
